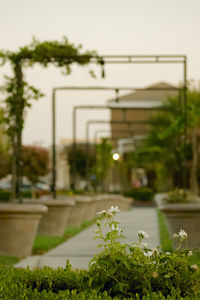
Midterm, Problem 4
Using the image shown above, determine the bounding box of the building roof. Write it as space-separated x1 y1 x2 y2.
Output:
107 82 179 105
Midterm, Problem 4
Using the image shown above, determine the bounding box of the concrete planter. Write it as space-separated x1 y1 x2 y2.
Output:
66 197 92 227
155 194 200 248
119 196 133 210
93 195 106 213
154 193 168 208
0 203 47 257
26 198 75 236
74 196 96 221
98 194 111 210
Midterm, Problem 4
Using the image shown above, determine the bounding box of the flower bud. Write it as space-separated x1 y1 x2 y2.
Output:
96 220 101 227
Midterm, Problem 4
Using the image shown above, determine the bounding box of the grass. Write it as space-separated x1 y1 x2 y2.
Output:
157 210 173 252
0 255 20 266
33 235 66 254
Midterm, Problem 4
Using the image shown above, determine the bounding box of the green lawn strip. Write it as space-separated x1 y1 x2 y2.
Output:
0 255 20 266
157 210 173 252
33 235 66 254
32 217 98 255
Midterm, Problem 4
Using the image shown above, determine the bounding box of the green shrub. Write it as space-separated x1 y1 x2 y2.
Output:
164 189 199 204
86 207 200 298
0 261 199 299
0 190 11 201
0 190 39 202
123 187 154 201
0 207 200 299
22 190 35 198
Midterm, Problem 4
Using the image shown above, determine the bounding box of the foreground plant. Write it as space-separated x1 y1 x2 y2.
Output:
0 206 200 299
86 206 200 298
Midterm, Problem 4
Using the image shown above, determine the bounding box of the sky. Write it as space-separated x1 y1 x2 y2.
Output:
0 0 199 147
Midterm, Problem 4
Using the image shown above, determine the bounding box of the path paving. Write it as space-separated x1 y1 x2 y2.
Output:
15 207 160 270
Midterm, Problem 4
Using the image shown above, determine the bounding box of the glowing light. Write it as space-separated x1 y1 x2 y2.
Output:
112 153 120 161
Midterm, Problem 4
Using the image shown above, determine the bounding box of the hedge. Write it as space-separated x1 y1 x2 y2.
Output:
123 187 154 201
0 190 42 201
0 265 199 300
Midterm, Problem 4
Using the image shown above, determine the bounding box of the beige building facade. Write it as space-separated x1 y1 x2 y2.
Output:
107 82 179 151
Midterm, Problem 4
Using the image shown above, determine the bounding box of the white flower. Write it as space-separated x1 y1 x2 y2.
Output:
152 248 159 254
111 224 119 231
165 252 171 255
108 206 120 214
143 250 153 257
128 243 137 248
138 230 149 239
94 229 99 233
142 243 148 248
191 264 198 270
96 220 101 227
179 229 187 239
96 209 106 215
188 250 193 256
172 233 179 239
111 223 123 233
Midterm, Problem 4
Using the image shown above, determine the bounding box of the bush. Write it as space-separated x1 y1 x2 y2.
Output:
86 208 200 298
0 190 10 201
0 190 46 202
0 264 199 299
0 207 200 299
123 187 154 201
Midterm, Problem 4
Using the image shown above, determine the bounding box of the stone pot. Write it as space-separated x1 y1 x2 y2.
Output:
119 196 133 210
159 202 200 248
74 196 96 221
0 203 47 257
25 198 75 236
66 196 92 227
154 193 168 208
93 195 107 212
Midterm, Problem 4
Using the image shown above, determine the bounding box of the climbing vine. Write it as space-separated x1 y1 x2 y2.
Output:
0 37 100 201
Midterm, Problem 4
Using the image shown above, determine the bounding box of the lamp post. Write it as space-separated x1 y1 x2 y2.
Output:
112 152 120 192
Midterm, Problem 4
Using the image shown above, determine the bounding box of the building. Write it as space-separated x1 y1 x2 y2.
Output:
106 82 179 190
107 81 179 153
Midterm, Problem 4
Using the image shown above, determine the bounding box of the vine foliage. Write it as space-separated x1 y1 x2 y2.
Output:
0 37 99 201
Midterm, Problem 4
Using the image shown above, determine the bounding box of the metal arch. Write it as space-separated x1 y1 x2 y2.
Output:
51 54 187 198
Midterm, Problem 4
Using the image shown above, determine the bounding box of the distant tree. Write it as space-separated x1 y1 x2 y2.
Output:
67 145 96 189
22 146 49 187
0 151 11 179
0 108 11 179
94 138 113 191
132 85 200 193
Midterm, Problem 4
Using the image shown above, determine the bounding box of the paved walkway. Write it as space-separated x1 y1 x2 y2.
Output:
15 207 160 270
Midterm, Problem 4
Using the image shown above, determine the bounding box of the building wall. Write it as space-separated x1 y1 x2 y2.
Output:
111 108 160 142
